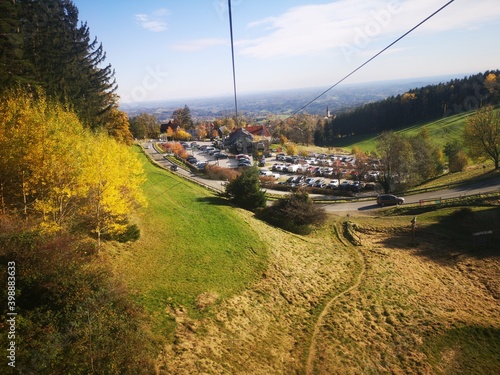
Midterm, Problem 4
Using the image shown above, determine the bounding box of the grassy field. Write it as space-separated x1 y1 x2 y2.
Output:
151 207 499 374
104 147 269 337
311 207 500 374
332 110 475 153
108 146 499 374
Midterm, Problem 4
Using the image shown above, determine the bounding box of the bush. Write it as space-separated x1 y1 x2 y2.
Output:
449 151 469 172
257 190 327 234
0 223 155 374
205 164 240 181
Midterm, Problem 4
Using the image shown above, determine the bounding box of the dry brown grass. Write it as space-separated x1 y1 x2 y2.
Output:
310 219 500 374
156 216 362 374
154 210 500 374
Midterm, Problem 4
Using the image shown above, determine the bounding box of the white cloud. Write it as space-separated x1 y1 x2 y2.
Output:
238 0 500 60
135 9 169 32
172 38 227 52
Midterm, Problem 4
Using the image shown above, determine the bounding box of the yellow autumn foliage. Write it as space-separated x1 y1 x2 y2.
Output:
0 88 146 241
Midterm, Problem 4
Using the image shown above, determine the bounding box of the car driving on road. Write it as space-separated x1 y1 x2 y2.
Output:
376 194 404 206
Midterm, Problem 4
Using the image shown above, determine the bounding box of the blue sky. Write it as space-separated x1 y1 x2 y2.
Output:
74 0 500 104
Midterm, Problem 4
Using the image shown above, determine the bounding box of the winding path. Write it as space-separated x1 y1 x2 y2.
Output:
305 224 366 375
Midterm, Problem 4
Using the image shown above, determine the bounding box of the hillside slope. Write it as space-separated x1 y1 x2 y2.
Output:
113 148 499 374
334 109 476 153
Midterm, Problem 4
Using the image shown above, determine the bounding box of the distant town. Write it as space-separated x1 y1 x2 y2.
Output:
120 75 461 122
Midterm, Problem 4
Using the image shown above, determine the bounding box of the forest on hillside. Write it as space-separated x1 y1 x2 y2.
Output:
315 71 500 146
0 0 131 141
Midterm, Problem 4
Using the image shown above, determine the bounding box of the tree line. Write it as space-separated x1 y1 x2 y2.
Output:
0 0 132 142
315 71 500 145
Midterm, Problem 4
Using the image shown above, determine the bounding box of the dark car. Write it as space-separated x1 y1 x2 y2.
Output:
170 165 178 171
237 159 252 167
215 152 229 159
376 194 404 206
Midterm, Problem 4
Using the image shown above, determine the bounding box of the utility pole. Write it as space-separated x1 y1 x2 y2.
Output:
411 216 417 244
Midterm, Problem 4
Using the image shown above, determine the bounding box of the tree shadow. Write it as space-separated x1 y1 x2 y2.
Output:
195 196 232 207
377 206 500 264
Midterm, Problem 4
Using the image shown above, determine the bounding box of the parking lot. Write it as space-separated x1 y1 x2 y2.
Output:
175 141 378 194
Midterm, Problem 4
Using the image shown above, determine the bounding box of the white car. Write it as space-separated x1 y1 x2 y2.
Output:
326 179 339 189
260 169 280 179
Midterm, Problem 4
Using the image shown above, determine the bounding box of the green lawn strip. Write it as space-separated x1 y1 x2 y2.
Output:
423 325 500 374
110 147 268 336
334 110 476 153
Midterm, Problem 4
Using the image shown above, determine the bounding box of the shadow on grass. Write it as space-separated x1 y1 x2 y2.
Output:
423 325 500 374
195 196 232 207
379 206 500 264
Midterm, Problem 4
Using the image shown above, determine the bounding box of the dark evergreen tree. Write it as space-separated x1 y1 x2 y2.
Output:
225 165 267 210
0 0 117 128
0 0 30 86
172 105 193 129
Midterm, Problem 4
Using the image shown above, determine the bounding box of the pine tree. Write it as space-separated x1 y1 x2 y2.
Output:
1 0 117 128
0 0 30 86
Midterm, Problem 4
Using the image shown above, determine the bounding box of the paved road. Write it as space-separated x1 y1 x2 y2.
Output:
143 143 229 192
143 144 500 213
320 176 500 213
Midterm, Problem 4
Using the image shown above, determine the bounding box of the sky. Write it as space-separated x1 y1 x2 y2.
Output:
74 0 500 104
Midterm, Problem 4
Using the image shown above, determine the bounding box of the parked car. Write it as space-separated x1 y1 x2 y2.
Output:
215 152 228 159
237 159 252 167
208 148 219 155
313 178 326 188
272 163 286 171
339 181 352 190
305 177 315 186
352 181 365 192
285 164 299 173
170 165 178 171
326 179 339 189
259 169 280 179
376 194 404 206
195 161 207 170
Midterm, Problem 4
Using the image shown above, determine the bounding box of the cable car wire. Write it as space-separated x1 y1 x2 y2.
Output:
287 0 456 119
228 0 239 125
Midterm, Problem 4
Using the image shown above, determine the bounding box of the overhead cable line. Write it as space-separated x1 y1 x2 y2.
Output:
228 0 239 126
287 0 456 118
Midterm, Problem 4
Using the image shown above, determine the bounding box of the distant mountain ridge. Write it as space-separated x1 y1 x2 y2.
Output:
121 74 469 121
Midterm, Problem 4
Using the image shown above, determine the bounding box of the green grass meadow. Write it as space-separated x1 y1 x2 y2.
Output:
107 147 268 335
334 110 475 153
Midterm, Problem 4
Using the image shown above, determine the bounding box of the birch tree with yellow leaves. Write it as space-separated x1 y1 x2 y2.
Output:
79 131 146 248
0 89 146 243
